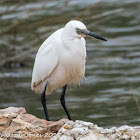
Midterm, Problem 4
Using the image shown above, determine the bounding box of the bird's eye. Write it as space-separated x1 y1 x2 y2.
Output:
76 28 81 34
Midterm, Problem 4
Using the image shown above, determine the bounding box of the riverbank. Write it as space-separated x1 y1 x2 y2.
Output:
0 107 140 140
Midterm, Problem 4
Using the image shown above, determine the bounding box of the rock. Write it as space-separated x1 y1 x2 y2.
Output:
51 120 140 140
0 107 26 115
0 107 69 140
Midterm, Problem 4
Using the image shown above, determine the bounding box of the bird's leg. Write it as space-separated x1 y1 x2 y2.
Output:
41 83 50 121
60 85 71 120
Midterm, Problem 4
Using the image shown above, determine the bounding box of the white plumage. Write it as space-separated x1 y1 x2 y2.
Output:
31 20 87 95
31 20 106 121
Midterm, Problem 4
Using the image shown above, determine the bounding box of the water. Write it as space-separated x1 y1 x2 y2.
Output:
0 0 140 127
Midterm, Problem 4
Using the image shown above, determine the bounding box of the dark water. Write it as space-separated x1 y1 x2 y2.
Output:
0 0 140 127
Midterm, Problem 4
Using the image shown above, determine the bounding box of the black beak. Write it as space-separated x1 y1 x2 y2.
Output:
81 29 107 41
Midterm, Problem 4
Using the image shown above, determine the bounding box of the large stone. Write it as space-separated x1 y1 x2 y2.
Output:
0 107 68 140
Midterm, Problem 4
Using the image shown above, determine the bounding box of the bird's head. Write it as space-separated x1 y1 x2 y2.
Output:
64 20 107 41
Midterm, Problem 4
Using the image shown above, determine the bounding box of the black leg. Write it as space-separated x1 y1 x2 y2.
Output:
41 83 50 121
60 85 71 120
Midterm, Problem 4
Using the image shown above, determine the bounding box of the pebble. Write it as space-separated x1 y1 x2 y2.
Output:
131 136 136 140
121 134 129 139
70 127 88 137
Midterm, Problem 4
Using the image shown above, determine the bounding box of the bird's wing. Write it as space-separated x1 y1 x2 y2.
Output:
31 29 63 90
31 41 59 89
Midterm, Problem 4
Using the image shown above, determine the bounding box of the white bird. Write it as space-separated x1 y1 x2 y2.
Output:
31 20 106 121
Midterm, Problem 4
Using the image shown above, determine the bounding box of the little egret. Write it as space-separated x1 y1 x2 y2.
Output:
31 20 107 121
